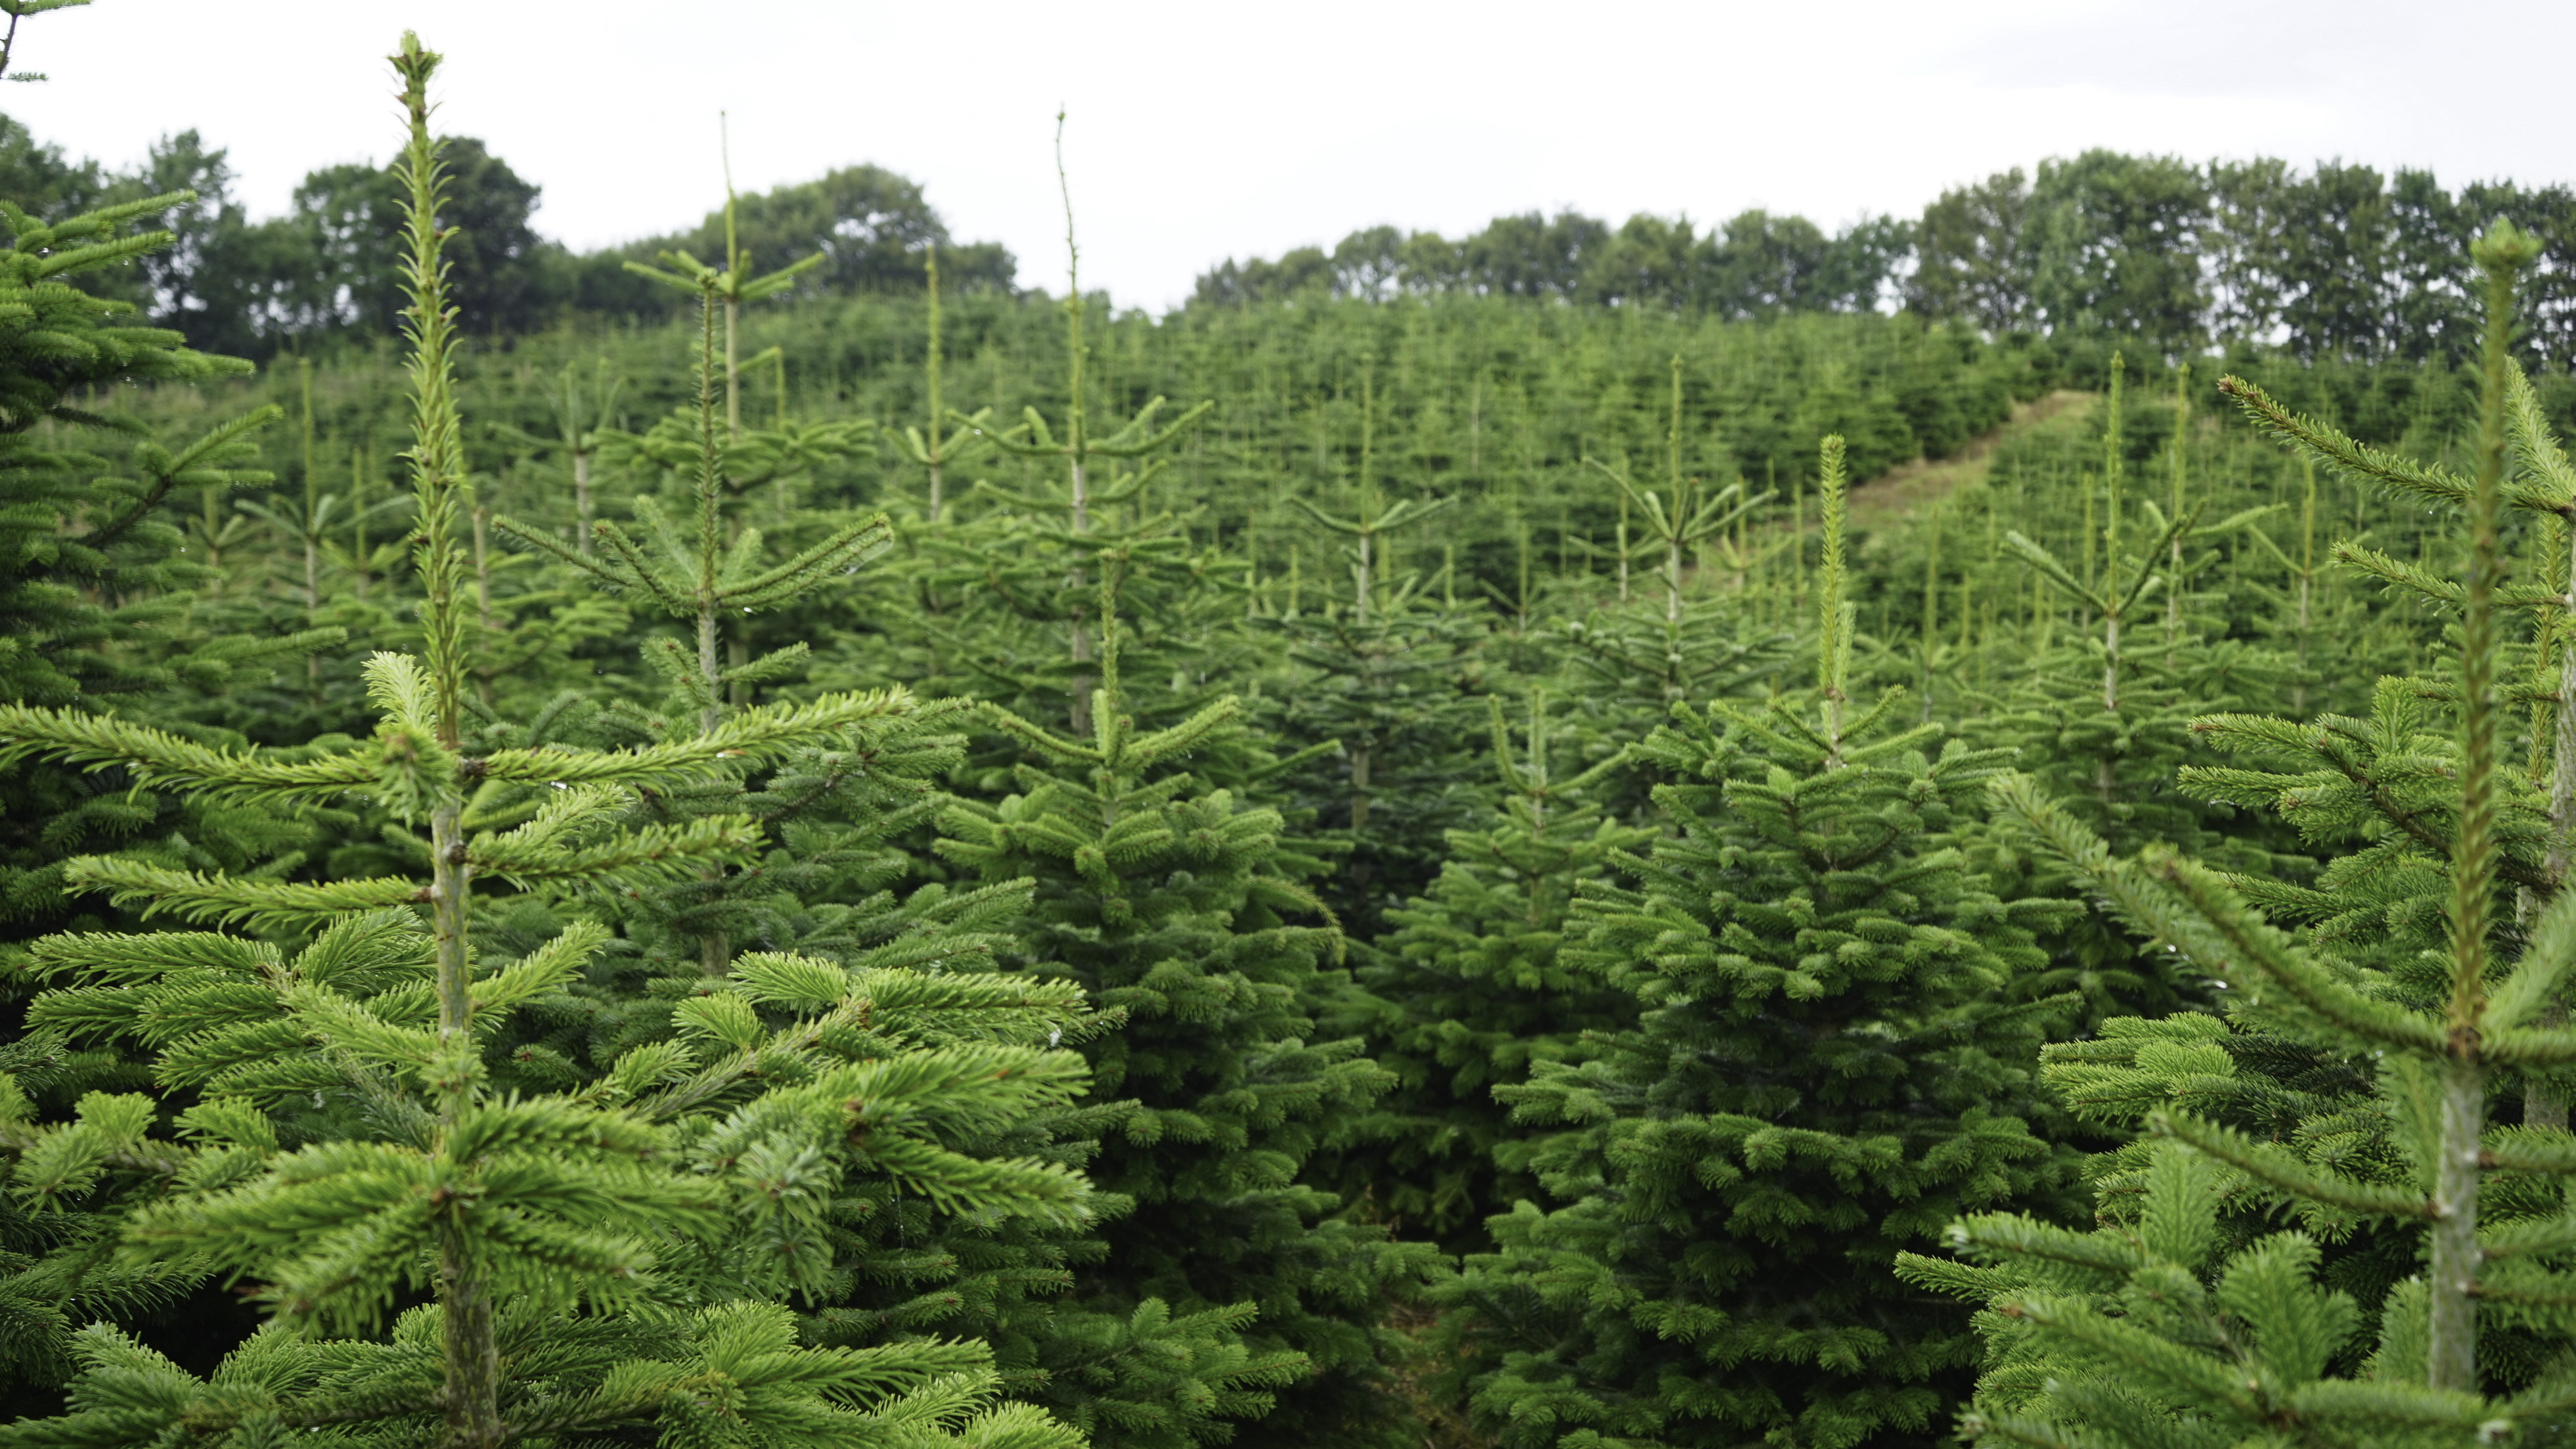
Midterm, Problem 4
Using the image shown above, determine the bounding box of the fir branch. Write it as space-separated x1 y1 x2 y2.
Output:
0 706 383 809
2002 531 2108 613
2152 1111 2433 1218
468 816 763 891
2334 541 2565 610
474 688 918 787
714 513 895 608
2218 374 2503 512
61 858 428 930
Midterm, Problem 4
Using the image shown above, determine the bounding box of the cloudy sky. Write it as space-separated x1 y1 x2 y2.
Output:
8 0 2570 310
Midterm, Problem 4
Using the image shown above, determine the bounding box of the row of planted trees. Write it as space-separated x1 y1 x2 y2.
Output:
11 28 2576 1449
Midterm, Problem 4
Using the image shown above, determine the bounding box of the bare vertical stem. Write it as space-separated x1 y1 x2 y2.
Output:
470 490 494 705
2101 355 2125 715
1817 435 1850 767
298 357 322 702
2294 457 2314 713
1922 501 1940 717
573 447 594 556
2167 363 2190 644
925 246 944 525
1057 112 1094 739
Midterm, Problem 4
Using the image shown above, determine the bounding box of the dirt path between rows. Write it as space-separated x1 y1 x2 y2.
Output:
1845 389 2093 526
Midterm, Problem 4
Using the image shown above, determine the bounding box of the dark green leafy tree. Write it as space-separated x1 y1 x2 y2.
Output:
1439 435 2081 1449
941 561 1445 1449
581 164 1015 317
284 136 556 338
1335 693 1650 1253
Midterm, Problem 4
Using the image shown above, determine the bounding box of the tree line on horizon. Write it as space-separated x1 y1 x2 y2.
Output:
8 106 2576 371
1203 152 2576 368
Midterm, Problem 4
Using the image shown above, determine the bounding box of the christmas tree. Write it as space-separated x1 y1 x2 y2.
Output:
1442 434 2081 1448
0 37 1100 1448
1337 692 1652 1253
940 558 1444 1449
1902 220 2576 1449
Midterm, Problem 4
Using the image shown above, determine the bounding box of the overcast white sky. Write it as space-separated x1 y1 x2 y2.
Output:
7 0 2571 311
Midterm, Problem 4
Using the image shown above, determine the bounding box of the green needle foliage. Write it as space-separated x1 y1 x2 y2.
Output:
936 118 1218 738
483 136 1188 1449
1438 435 2083 1449
1990 357 2282 862
491 357 624 554
1335 692 1651 1253
621 121 825 442
895 244 993 531
1258 573 1492 941
0 37 1100 1448
1563 355 1786 714
14 17 2576 1445
0 182 332 943
1903 221 2576 1449
940 560 1444 1449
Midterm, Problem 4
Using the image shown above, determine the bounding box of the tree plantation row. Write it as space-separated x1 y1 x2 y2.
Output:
12 24 2576 1449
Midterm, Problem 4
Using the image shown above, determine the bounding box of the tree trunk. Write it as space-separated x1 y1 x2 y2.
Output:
2428 1056 2484 1391
430 799 502 1446
573 449 594 557
1350 745 1371 834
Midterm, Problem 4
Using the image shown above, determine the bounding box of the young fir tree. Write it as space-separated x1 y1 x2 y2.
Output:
1990 357 2284 866
895 243 992 534
0 183 330 940
1334 692 1652 1254
492 357 624 556
1257 535 1490 943
0 38 1101 1448
923 115 1220 738
874 244 994 676
939 558 1446 1449
497 263 900 975
1898 221 2576 1449
1438 435 2083 1449
1978 359 2287 1026
500 225 1277 1449
1561 355 1785 715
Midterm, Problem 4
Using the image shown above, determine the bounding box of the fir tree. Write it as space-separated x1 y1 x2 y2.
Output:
497 177 1264 1449
1335 692 1652 1253
1977 358 2287 1026
1990 355 2284 866
1900 220 2576 1449
1562 355 1786 715
934 115 1216 738
940 559 1445 1449
1257 569 1490 942
492 357 624 556
896 243 992 532
0 182 327 938
1440 435 2082 1449
0 38 1101 1448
